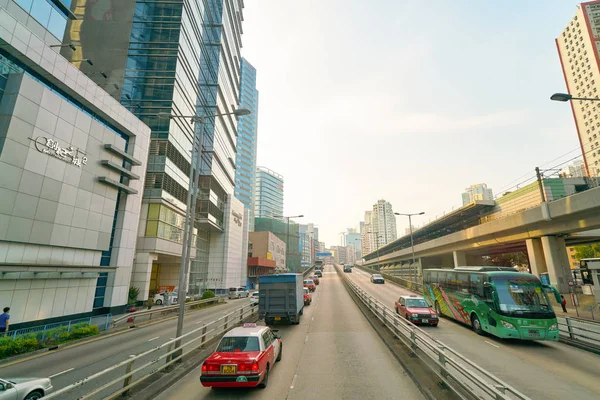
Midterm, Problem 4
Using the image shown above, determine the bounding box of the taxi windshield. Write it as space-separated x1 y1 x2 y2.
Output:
216 336 260 352
492 277 553 315
406 299 429 308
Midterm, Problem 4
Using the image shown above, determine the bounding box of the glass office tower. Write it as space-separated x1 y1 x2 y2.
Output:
234 58 259 232
62 0 247 298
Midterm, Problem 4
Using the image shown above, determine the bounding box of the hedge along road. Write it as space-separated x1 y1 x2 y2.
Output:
0 298 249 398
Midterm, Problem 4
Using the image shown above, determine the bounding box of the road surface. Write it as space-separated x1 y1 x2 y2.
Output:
349 267 600 400
154 268 425 400
0 299 250 399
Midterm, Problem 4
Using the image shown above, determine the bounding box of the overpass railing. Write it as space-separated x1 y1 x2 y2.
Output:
339 266 530 400
557 316 600 353
44 303 257 399
112 297 222 328
355 264 423 292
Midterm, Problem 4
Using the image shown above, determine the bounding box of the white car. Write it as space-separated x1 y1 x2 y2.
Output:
249 292 259 306
0 377 53 400
228 287 249 299
153 292 190 305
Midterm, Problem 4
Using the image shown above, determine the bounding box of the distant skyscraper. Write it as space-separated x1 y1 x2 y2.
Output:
556 2 600 177
254 167 284 220
361 211 373 256
560 159 586 178
461 184 494 205
235 58 259 231
371 200 397 249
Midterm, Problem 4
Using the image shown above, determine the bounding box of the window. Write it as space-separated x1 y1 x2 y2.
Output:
217 336 260 352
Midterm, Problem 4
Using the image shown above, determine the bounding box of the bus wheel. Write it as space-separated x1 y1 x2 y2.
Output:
471 314 484 335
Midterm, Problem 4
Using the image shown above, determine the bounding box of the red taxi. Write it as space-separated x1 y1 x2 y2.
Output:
200 323 282 388
310 275 320 285
303 279 316 292
395 295 439 327
303 287 312 305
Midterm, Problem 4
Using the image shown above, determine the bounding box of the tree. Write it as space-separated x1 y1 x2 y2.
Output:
573 243 600 260
483 252 530 272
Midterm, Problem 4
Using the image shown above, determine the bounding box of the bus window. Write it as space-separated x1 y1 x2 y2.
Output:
457 273 469 292
470 274 484 297
429 271 438 284
445 271 457 290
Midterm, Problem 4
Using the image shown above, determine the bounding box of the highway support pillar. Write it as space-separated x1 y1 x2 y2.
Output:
540 236 572 293
453 251 467 267
525 238 547 277
131 252 158 301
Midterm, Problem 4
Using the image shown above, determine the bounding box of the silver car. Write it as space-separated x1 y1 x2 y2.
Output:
0 377 53 400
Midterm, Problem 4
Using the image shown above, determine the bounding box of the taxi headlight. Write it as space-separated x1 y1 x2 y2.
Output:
501 320 516 330
548 323 558 331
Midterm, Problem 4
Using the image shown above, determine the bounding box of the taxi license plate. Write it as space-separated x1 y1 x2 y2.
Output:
528 329 540 337
221 365 237 374
274 316 281 321
422 319 429 323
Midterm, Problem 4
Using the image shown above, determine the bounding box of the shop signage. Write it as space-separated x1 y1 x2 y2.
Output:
30 136 88 167
232 210 243 227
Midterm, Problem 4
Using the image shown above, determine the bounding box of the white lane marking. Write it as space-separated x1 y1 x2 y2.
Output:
49 368 74 378
305 335 309 343
196 320 203 324
485 340 499 348
311 317 314 321
148 336 160 342
290 374 298 389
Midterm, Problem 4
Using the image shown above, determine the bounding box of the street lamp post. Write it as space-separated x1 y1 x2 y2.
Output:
366 231 383 271
550 93 600 102
274 215 304 272
394 212 425 284
157 107 250 358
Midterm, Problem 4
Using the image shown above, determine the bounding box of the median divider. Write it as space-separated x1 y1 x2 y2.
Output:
338 265 531 400
44 303 258 400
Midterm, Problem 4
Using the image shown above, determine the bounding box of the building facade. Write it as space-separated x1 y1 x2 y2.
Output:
343 229 362 261
461 183 494 205
234 58 259 232
61 0 247 298
298 224 315 270
371 200 397 249
254 217 301 272
0 0 150 326
556 1 600 177
360 211 372 256
254 166 283 220
248 231 285 272
560 159 587 178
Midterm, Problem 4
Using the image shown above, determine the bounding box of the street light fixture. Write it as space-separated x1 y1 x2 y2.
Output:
550 93 600 102
395 212 425 284
157 107 251 359
273 214 304 272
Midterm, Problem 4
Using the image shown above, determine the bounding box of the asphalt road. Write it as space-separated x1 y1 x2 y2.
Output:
0 298 252 399
155 267 425 400
348 267 600 400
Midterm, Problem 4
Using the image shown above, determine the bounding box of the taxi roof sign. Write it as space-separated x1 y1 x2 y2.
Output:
243 323 257 328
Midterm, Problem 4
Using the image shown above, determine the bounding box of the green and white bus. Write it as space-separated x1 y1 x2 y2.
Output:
422 266 562 341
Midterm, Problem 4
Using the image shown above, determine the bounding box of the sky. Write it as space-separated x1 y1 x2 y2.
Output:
241 0 584 247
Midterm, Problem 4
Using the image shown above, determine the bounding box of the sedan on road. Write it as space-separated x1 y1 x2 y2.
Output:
303 287 312 305
310 275 320 285
370 274 385 284
314 270 322 277
0 377 53 400
303 279 316 292
395 295 438 327
200 323 282 389
249 292 259 307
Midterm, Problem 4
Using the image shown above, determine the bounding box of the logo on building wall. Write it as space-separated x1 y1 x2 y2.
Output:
30 137 88 167
232 211 243 227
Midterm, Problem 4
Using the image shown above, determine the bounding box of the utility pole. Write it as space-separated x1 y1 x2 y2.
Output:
535 167 546 202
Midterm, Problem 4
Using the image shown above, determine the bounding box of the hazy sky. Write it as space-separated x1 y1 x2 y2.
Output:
242 0 583 246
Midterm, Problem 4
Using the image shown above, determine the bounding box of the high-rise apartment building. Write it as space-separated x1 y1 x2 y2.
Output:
371 200 397 249
0 0 150 326
560 159 587 178
254 166 283 220
360 211 373 256
341 228 361 261
557 2 600 177
234 58 259 232
461 183 494 205
61 0 247 297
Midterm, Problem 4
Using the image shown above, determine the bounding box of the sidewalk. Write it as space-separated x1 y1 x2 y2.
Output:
552 294 599 322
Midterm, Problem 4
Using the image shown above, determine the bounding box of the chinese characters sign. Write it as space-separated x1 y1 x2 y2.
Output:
232 210 243 227
31 137 88 167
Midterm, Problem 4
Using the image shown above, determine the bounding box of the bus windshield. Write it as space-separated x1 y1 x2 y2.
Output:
491 276 553 316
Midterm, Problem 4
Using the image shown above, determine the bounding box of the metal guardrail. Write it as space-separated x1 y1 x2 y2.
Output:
339 266 531 400
303 267 314 278
45 303 258 400
112 297 222 327
6 314 112 340
557 316 600 352
355 264 424 292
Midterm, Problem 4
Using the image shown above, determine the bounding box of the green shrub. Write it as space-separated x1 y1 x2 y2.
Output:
70 324 99 340
128 287 140 305
0 334 42 359
201 290 215 299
